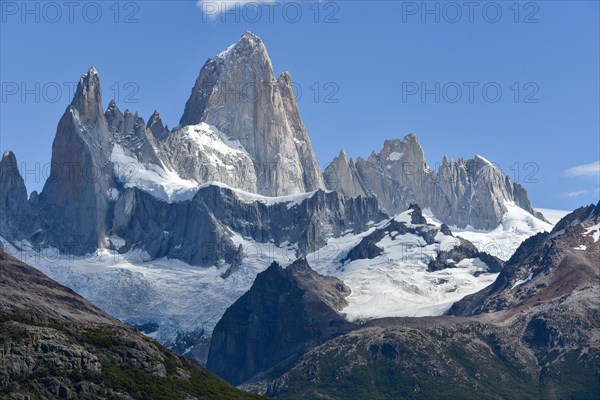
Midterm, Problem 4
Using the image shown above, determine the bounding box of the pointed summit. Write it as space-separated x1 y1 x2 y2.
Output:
180 33 274 127
0 151 23 193
1 150 35 240
179 33 324 196
324 148 367 198
216 31 266 60
70 66 104 124
2 150 17 166
147 110 166 138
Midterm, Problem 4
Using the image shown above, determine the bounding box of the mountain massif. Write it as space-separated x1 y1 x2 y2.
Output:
1 32 545 261
1 31 595 399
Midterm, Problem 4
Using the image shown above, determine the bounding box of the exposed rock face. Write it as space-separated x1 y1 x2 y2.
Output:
146 109 167 138
0 250 263 399
156 123 259 193
112 185 386 267
427 237 504 273
323 149 367 198
428 155 542 229
0 151 37 241
38 67 116 255
326 135 545 230
207 258 356 385
105 101 163 167
180 32 325 196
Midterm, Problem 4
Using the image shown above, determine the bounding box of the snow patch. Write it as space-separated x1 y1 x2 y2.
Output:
393 209 413 224
0 236 291 346
197 181 322 208
111 144 200 203
107 188 120 201
512 272 533 288
388 151 403 161
308 223 498 320
584 223 600 243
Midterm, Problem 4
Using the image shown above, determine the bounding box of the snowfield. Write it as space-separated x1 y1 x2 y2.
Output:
424 202 554 261
309 209 498 320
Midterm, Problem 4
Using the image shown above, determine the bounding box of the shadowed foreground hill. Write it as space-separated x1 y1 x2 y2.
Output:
0 250 263 400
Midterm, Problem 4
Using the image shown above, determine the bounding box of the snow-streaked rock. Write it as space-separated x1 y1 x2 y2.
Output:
179 32 325 196
326 134 546 230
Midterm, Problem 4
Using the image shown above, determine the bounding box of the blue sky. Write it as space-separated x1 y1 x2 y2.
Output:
1 0 598 211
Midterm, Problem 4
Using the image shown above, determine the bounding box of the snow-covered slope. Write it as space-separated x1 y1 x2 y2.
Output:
309 208 501 320
0 236 298 362
424 202 553 261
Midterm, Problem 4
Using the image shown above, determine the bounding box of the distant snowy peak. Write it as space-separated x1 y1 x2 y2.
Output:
325 133 545 230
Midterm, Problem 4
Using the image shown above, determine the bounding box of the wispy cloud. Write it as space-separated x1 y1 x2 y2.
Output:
563 160 600 178
197 0 282 19
561 188 600 198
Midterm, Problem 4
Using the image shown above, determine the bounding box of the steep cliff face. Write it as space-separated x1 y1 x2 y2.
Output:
179 32 325 196
326 135 544 230
207 258 356 385
0 151 38 241
323 149 368 198
427 155 542 229
146 109 167 138
112 185 386 267
0 250 264 399
39 68 115 254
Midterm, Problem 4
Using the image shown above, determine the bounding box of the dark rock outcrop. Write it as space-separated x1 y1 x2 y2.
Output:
0 151 38 241
427 238 504 273
207 258 357 385
113 185 386 267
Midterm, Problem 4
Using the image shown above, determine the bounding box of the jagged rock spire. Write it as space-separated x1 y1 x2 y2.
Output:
70 67 105 124
147 110 166 138
179 32 325 196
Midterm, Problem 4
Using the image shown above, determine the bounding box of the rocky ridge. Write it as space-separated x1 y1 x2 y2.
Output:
0 250 263 399
325 134 545 229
